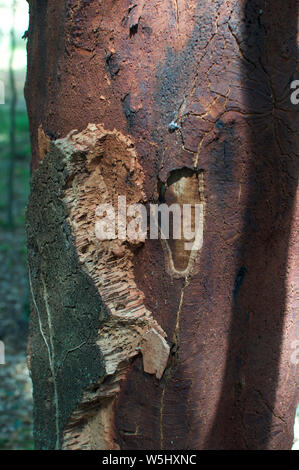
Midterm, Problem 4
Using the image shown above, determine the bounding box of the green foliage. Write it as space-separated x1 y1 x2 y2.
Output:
0 104 31 227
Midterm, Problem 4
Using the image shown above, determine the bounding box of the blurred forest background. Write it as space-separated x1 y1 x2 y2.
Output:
0 0 33 450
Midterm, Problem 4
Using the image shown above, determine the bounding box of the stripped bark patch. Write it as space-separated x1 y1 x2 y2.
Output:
47 124 169 449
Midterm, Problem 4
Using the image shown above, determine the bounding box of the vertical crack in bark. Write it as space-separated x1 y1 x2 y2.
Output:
28 268 60 449
160 386 166 450
41 274 60 450
173 0 179 24
172 275 188 357
157 166 204 448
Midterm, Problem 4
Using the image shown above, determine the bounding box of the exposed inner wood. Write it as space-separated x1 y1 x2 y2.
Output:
159 168 204 276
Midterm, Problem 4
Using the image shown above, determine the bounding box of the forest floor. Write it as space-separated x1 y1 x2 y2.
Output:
0 228 33 450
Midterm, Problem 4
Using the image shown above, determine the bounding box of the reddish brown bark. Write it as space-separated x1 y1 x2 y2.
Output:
25 0 298 449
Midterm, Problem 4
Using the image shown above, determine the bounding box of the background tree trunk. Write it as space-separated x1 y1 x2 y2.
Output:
25 0 298 450
7 0 17 229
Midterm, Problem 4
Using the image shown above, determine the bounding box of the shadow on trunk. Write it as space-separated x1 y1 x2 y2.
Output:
206 0 298 449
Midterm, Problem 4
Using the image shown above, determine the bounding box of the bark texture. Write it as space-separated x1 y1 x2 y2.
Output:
25 0 298 449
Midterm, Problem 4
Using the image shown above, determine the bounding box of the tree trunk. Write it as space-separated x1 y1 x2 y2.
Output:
25 0 298 450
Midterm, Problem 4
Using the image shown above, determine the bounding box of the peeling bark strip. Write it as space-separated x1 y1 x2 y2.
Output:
27 125 170 450
61 125 170 449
